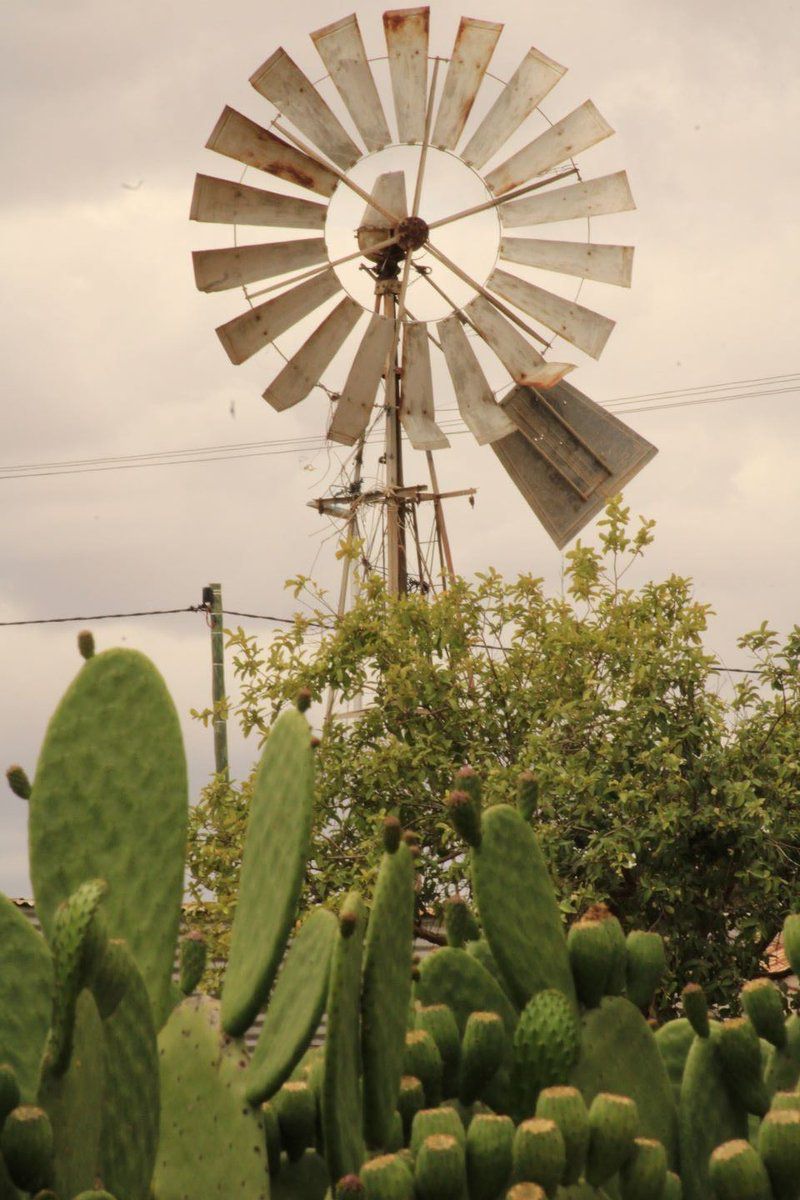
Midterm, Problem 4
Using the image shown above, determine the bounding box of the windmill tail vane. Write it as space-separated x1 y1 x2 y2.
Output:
190 7 657 590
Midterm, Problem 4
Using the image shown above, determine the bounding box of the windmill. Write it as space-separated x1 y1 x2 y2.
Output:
191 8 656 595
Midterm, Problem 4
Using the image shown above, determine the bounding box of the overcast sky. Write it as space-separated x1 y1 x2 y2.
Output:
2 0 798 896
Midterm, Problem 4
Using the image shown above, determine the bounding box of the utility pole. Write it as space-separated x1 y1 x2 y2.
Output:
203 582 229 781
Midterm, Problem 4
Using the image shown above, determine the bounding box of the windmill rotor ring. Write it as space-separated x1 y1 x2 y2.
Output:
191 8 657 551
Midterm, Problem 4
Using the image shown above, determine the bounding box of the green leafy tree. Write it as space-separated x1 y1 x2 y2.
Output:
187 500 800 1011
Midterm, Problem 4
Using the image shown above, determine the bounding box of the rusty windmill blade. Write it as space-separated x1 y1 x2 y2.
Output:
384 6 430 144
487 266 616 360
215 269 342 366
311 14 391 152
461 46 566 170
485 100 615 196
432 17 503 151
205 108 338 197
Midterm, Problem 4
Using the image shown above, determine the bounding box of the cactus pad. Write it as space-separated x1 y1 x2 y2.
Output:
28 649 188 1025
322 892 366 1182
0 895 52 1103
153 995 267 1200
221 706 314 1036
246 907 337 1105
470 806 575 1008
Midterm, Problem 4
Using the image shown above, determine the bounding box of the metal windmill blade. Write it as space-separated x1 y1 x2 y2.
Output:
191 8 657 580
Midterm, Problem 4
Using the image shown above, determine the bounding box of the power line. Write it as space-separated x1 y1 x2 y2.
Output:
1 372 797 482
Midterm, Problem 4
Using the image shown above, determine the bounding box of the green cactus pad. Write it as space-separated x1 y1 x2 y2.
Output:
415 1006 461 1099
178 932 206 997
654 1018 695 1104
741 980 787 1050
465 1113 514 1200
0 1106 53 1194
512 1118 565 1195
618 1136 667 1200
28 648 188 1026
444 896 480 949
624 931 666 1012
570 996 678 1169
98 947 159 1200
783 914 800 975
362 841 415 1148
708 1139 771 1200
567 918 611 1010
37 992 105 1199
322 891 366 1182
535 1087 589 1186
360 1153 414 1200
681 983 710 1039
758 1109 800 1200
416 947 519 1040
470 806 575 1009
460 1011 506 1106
0 1066 20 1126
246 908 336 1105
414 1133 466 1200
0 895 52 1103
512 991 581 1120
221 706 314 1036
274 1081 317 1161
717 1019 770 1117
410 1108 465 1157
584 1093 638 1188
403 1031 442 1108
465 938 507 989
153 995 267 1200
679 1022 749 1200
86 937 131 1020
270 1150 329 1200
45 879 107 1076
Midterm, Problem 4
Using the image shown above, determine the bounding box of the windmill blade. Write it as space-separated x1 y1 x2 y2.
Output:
206 108 338 198
485 100 614 196
193 239 328 293
432 17 503 151
190 174 327 229
249 48 361 170
215 268 341 365
311 15 391 152
461 47 566 170
357 171 408 260
492 378 657 549
327 314 396 445
384 7 430 144
463 295 575 387
488 267 615 360
500 237 634 287
263 297 363 411
437 316 515 445
500 170 636 228
400 322 450 450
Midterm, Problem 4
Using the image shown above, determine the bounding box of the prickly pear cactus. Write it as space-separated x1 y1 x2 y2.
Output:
28 648 188 1025
0 895 52 1103
221 704 314 1037
322 892 367 1182
153 995 267 1200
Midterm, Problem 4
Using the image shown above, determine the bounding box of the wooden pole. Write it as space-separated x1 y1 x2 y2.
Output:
207 582 229 781
383 289 407 594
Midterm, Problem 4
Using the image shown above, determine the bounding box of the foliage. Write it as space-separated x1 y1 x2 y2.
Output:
187 499 800 1012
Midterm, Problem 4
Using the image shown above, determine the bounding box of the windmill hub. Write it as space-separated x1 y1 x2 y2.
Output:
396 215 429 253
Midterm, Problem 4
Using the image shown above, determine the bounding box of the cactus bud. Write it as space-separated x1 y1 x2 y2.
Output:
454 765 481 805
5 765 31 800
261 1100 281 1175
410 1108 465 1157
403 1030 443 1107
717 1018 770 1117
0 1064 21 1124
339 908 358 939
459 1012 505 1106
512 1118 565 1196
444 895 480 949
625 931 667 1011
505 1186 546 1200
77 630 95 659
382 815 402 853
584 1093 638 1187
682 983 710 1038
619 1137 667 1200
335 1175 366 1200
741 979 787 1049
567 917 610 1009
273 1081 317 1162
0 1106 54 1193
758 1109 800 1200
397 1075 425 1142
708 1139 771 1200
414 1133 466 1200
516 771 538 822
179 930 207 996
296 688 312 712
535 1087 589 1186
415 1005 461 1098
446 790 482 847
466 1113 514 1200
360 1154 414 1200
310 735 321 750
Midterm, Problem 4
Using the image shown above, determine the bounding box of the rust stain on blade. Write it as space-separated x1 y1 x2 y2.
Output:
518 363 576 389
206 107 337 198
383 6 430 35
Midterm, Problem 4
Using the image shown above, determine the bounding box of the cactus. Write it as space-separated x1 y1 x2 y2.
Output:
178 931 206 996
5 765 31 800
0 895 52 1104
512 1118 565 1196
361 830 415 1148
444 896 481 949
221 704 314 1036
0 1106 53 1194
618 1136 667 1200
512 991 581 1119
757 1109 800 1200
414 1133 466 1200
246 908 337 1106
708 1139 771 1200
360 1153 414 1200
654 1018 695 1103
741 979 787 1050
682 984 710 1039
274 1081 317 1161
28 648 188 1027
624 931 667 1011
584 1092 638 1187
403 1030 443 1108
322 892 367 1182
465 1113 514 1200
415 1006 461 1098
152 996 267 1200
534 1087 589 1186
567 917 610 1010
44 879 107 1076
460 1011 506 1106
679 1022 749 1200
410 1108 465 1156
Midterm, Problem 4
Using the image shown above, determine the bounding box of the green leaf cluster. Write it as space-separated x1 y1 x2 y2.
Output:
187 500 800 1013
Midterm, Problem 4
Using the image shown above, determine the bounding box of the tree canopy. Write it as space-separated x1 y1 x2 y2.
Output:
188 500 800 1011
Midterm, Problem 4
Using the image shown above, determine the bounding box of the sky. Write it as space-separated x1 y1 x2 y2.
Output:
2 0 798 896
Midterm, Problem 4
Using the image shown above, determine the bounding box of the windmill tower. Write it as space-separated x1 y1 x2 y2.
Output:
191 9 656 596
